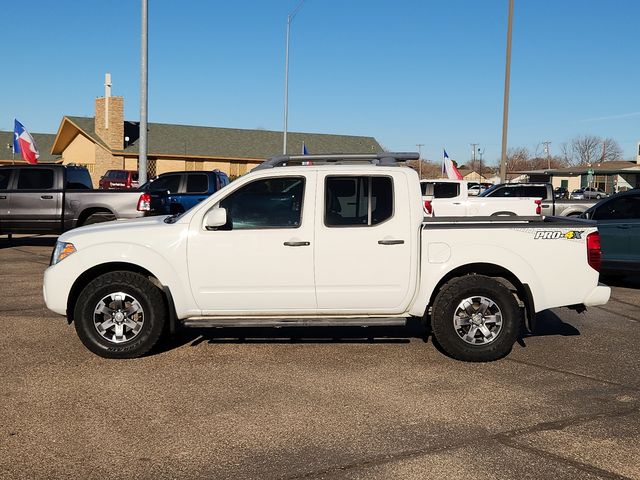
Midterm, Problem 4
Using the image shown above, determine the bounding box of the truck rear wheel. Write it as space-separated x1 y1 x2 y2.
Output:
73 271 166 359
431 275 521 362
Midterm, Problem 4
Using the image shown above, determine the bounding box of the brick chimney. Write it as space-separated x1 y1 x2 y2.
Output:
94 73 124 150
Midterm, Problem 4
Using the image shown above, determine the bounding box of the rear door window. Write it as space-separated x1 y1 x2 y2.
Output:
325 176 393 226
433 182 460 198
186 174 208 193
0 169 15 189
16 169 54 190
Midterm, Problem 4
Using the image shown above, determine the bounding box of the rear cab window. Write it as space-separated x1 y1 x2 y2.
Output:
420 182 459 198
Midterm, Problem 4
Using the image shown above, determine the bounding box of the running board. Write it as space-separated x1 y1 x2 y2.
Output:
181 317 407 328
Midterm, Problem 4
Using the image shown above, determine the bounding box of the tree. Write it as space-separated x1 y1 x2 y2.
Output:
506 147 531 172
406 159 442 179
560 135 623 166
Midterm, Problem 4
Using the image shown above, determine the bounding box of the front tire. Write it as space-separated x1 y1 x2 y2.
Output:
74 271 167 358
431 275 521 362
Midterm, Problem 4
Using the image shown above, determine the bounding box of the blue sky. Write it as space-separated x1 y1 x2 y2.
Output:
2 0 639 165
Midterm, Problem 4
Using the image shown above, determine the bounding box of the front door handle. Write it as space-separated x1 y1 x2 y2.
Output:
284 241 310 247
40 195 53 200
378 239 405 245
0 195 6 199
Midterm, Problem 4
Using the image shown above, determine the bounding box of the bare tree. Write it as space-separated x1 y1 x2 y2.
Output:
506 147 530 172
561 135 623 165
406 159 442 179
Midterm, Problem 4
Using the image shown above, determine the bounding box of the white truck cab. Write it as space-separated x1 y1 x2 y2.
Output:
44 153 610 362
420 179 542 217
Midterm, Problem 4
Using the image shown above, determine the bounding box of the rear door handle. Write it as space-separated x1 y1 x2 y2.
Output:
284 241 310 247
616 224 631 229
378 239 405 245
0 195 6 199
40 195 53 200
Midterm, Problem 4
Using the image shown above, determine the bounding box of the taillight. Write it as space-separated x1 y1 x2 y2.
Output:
535 199 542 215
586 231 601 272
137 193 151 212
424 200 433 215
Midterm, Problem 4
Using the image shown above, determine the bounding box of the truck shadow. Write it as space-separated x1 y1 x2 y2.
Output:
0 234 57 249
152 312 581 356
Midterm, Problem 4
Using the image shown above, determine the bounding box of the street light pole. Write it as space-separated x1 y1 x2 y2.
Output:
499 0 514 183
139 0 148 184
283 1 306 154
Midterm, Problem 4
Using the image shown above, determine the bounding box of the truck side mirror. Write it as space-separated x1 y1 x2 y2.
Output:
204 207 227 230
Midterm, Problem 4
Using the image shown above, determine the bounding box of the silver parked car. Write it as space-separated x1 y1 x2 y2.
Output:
570 189 585 200
582 187 608 200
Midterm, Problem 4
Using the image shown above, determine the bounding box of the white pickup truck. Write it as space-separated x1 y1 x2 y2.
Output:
421 179 542 217
43 153 610 362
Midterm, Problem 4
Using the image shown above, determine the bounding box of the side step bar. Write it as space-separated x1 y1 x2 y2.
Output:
182 317 407 328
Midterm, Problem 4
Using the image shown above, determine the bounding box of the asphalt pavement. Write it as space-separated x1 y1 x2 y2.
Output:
1 235 639 480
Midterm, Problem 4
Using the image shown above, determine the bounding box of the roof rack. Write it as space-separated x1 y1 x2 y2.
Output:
253 152 420 171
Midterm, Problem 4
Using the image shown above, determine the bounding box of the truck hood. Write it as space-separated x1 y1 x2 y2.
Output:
58 215 178 247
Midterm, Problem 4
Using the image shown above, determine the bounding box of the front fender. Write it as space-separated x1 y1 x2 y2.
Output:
44 241 199 319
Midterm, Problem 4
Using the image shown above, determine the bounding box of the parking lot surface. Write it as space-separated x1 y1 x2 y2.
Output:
1 235 639 480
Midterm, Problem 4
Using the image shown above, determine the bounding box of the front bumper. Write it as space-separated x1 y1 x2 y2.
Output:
43 265 74 316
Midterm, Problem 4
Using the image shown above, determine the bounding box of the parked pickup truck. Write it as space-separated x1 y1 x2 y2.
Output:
138 169 230 216
420 179 541 217
480 182 598 217
43 153 610 362
0 164 146 235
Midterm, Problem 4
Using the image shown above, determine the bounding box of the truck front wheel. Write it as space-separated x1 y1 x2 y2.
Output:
431 275 521 362
73 271 167 359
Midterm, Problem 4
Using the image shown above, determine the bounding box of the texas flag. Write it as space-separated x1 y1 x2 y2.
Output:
442 149 463 180
13 119 40 164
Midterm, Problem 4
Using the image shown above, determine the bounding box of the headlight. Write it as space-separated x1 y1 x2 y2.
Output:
51 241 76 265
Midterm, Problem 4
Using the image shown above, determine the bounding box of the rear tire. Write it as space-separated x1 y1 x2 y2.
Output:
431 275 521 362
74 271 167 359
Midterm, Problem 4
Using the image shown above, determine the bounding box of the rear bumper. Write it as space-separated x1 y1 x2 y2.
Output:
582 284 611 307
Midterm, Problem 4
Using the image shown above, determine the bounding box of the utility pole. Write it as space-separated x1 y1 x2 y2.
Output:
542 141 551 169
416 144 424 179
499 0 514 183
283 0 306 154
470 143 479 179
139 0 148 184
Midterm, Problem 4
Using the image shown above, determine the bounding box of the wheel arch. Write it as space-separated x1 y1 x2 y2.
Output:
66 262 175 328
77 207 115 226
425 263 536 332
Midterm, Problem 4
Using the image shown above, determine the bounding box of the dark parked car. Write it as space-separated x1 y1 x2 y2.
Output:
582 189 640 275
554 186 569 199
138 170 230 215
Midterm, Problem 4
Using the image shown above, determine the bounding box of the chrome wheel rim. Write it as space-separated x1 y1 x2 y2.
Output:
453 296 503 345
93 292 144 344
